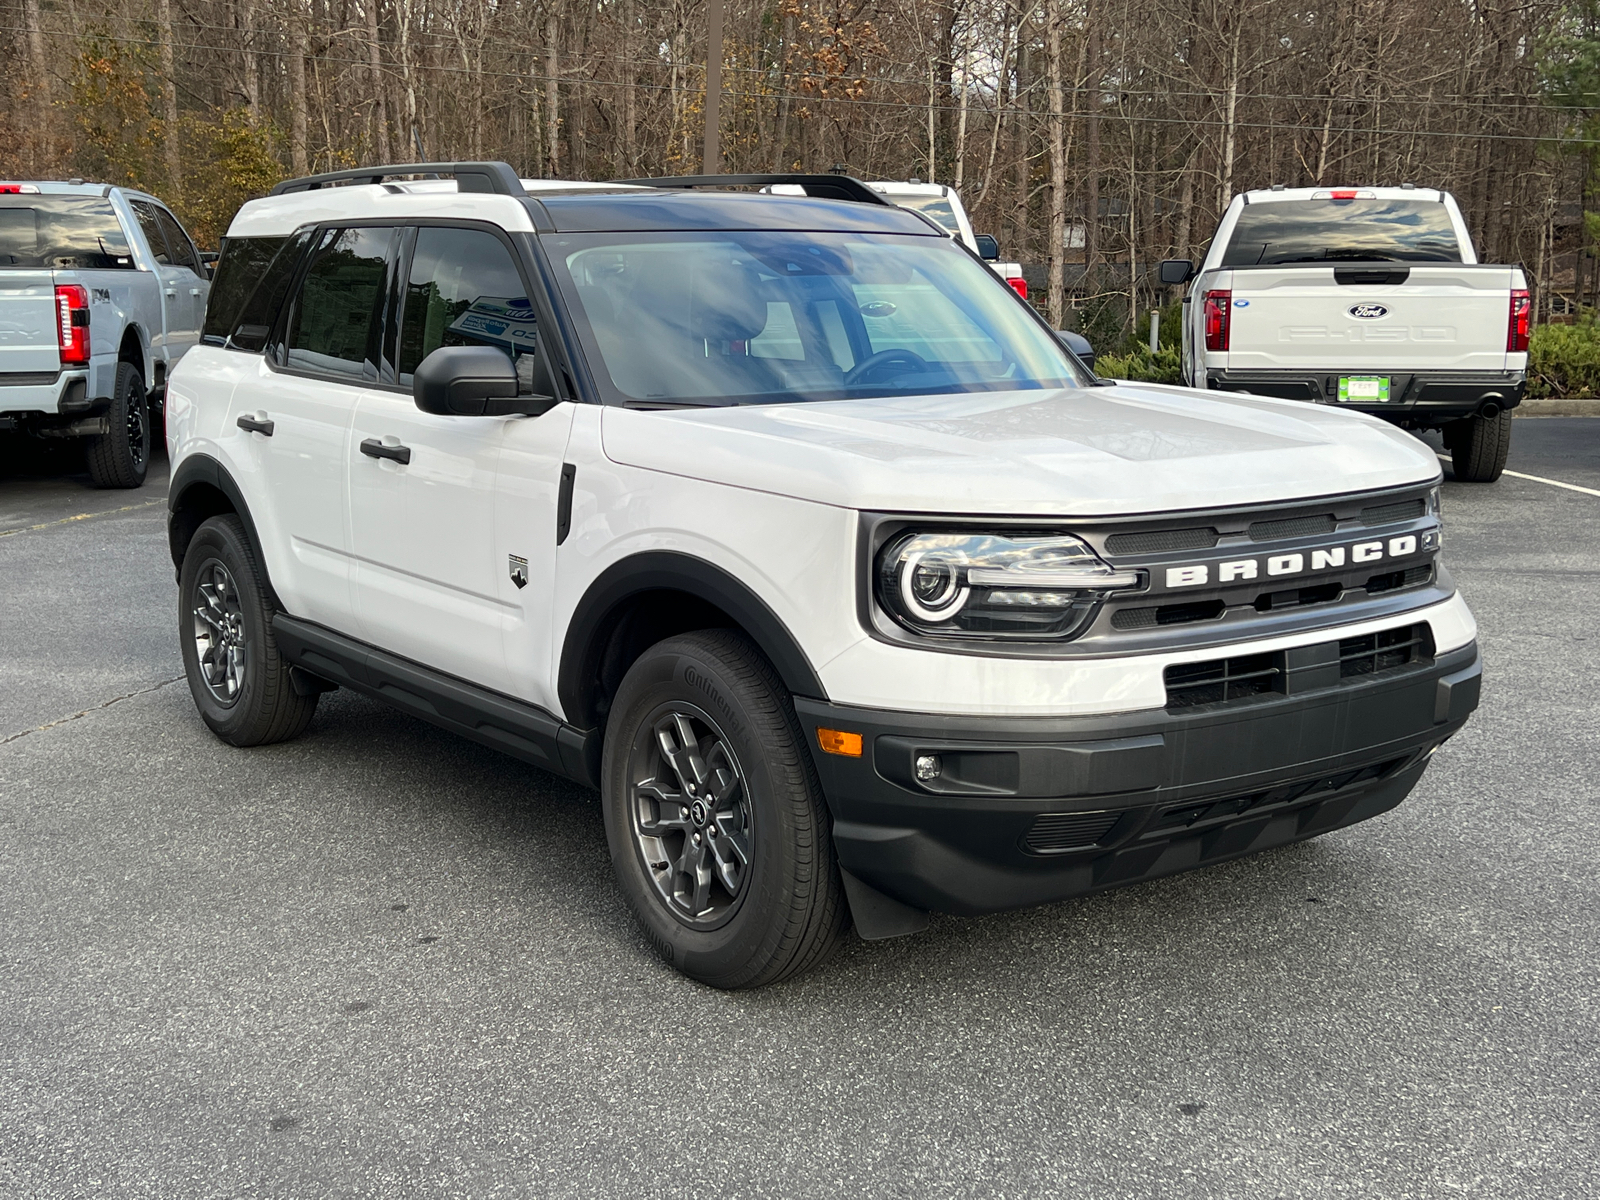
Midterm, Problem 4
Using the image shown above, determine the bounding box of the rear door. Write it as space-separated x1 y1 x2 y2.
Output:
151 205 208 360
1224 265 1514 374
129 199 192 369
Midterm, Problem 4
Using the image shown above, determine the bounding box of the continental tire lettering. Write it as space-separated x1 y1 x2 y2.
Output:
1167 565 1208 588
683 664 745 737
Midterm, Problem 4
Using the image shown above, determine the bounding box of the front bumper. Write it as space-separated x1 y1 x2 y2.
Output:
798 639 1480 917
1205 368 1523 424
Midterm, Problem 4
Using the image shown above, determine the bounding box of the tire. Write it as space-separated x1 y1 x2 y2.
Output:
601 630 846 989
1445 410 1512 483
178 514 318 746
85 361 149 489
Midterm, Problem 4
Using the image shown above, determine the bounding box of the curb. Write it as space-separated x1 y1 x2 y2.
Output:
1516 398 1600 417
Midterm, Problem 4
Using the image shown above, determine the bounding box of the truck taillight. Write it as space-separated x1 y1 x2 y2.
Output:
1203 289 1231 352
55 284 90 365
1507 288 1530 353
1007 276 1028 300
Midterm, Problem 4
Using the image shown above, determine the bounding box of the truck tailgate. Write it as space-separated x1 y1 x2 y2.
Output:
1223 265 1514 373
0 271 61 376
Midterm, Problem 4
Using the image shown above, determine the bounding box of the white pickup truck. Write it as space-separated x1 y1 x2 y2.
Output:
0 180 211 487
1162 187 1528 482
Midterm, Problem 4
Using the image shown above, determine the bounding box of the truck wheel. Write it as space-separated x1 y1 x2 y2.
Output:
602 630 846 989
179 514 318 746
1445 410 1512 483
85 362 149 489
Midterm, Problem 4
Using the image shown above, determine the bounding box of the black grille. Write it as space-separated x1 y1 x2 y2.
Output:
1105 527 1220 556
1253 582 1342 612
1148 757 1409 834
1248 513 1336 541
1111 599 1226 630
1164 651 1280 708
1360 498 1426 526
1025 811 1121 852
1365 565 1433 595
1339 623 1433 678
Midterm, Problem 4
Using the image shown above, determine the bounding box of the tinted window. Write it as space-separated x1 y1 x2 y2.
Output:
0 197 135 269
284 227 391 379
557 231 1084 406
203 235 289 345
888 193 960 237
130 201 172 265
1221 199 1462 266
155 207 200 271
398 227 533 383
230 230 312 352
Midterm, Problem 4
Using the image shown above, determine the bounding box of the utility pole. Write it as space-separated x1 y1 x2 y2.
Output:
702 0 724 173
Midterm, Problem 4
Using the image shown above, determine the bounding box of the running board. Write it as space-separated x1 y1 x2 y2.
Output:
272 614 600 789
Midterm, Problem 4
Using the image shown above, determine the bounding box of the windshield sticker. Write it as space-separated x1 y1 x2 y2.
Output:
447 296 539 353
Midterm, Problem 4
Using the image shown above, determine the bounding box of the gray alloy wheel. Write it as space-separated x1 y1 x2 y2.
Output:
627 705 756 929
190 559 247 706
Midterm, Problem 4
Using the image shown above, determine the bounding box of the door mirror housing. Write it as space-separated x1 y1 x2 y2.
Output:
973 233 1001 261
1056 330 1096 372
1159 259 1195 286
413 345 557 417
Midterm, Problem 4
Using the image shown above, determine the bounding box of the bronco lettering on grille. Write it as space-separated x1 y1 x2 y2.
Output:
1165 534 1422 589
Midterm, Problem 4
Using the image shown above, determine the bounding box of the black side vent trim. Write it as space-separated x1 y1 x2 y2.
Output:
556 463 576 545
1024 811 1121 854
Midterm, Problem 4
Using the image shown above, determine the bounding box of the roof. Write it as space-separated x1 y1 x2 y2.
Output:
1237 185 1448 204
867 181 949 197
227 178 936 239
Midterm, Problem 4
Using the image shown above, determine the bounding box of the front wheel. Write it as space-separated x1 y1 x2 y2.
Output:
601 630 846 989
1444 409 1512 483
179 514 318 746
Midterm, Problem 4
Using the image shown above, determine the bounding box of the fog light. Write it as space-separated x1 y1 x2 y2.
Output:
915 754 942 782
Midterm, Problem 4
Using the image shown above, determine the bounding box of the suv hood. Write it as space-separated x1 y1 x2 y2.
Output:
599 383 1441 516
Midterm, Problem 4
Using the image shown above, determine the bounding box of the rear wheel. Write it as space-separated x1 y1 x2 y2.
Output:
1444 410 1512 483
179 514 318 746
85 361 149 489
601 630 846 989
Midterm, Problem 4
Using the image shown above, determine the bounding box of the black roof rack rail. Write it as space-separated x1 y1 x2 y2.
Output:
269 161 525 197
615 173 892 207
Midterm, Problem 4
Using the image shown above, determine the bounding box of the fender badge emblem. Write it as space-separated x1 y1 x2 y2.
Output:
509 555 529 589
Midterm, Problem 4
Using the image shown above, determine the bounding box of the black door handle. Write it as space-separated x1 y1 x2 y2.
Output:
236 414 274 436
360 437 412 465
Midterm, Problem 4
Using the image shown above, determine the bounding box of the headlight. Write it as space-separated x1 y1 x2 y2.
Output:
876 531 1139 640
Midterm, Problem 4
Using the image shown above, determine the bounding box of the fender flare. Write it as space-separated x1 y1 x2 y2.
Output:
557 551 828 724
166 454 274 599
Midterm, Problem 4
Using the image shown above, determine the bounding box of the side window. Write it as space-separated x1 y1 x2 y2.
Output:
283 226 391 380
397 226 534 385
203 235 289 346
231 229 312 352
130 201 172 266
155 207 200 272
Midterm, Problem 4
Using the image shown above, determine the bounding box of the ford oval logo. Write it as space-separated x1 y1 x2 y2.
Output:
1349 303 1389 320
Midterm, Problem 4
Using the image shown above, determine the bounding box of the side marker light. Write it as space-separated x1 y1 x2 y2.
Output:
816 728 863 758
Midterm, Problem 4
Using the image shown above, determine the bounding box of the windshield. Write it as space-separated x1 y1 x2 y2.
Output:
0 196 135 269
1220 199 1462 266
884 193 961 236
552 231 1085 407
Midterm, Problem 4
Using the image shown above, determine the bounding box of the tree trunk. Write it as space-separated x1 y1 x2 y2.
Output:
366 0 391 162
289 11 309 175
545 8 560 175
1046 0 1066 326
22 0 51 148
623 0 637 172
158 0 182 198
1084 17 1100 278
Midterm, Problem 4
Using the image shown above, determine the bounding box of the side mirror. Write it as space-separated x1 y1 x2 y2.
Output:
413 345 556 417
973 233 1001 262
200 250 219 277
1159 258 1195 286
1056 330 1096 372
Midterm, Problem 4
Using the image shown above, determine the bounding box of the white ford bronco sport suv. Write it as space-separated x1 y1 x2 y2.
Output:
167 163 1481 989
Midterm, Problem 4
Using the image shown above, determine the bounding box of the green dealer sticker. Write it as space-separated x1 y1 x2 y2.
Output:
1338 376 1390 402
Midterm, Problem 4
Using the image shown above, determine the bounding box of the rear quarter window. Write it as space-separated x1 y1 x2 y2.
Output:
0 197 135 269
1221 199 1462 266
202 231 311 351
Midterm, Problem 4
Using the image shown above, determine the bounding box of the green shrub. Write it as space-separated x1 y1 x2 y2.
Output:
1527 318 1600 399
1093 342 1184 385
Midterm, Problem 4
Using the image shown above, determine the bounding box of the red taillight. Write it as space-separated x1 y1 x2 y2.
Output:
1007 276 1028 300
1203 289 1231 352
1508 288 1530 353
55 284 90 365
1329 189 1359 200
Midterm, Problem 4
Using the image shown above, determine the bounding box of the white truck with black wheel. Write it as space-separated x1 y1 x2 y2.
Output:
1162 186 1528 482
0 180 211 486
167 164 1481 989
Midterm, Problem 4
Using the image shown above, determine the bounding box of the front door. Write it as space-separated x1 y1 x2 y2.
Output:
348 224 559 693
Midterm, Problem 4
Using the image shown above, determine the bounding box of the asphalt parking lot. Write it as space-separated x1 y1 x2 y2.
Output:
2 420 1596 1199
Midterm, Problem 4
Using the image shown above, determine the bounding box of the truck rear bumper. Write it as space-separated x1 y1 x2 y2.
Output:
0 371 89 417
1206 369 1523 425
797 640 1480 918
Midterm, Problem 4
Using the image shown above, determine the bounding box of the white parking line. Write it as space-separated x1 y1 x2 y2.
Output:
1435 454 1600 498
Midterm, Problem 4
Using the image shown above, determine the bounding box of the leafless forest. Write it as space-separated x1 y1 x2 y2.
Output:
3 0 1598 326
